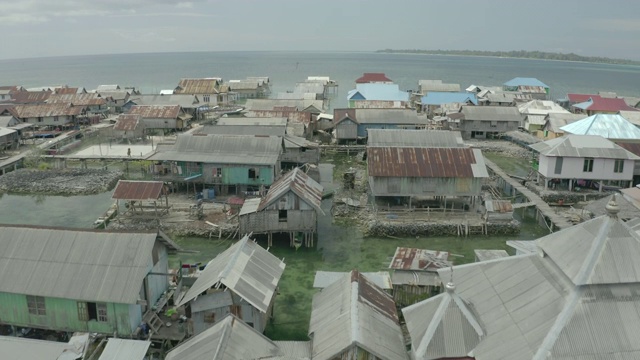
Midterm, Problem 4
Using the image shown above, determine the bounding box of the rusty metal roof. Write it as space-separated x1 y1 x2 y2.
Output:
113 114 143 131
389 247 451 271
175 78 220 94
53 87 79 95
112 180 164 200
128 105 181 119
257 168 324 214
14 103 83 118
367 147 488 178
9 91 52 104
355 72 392 83
485 200 513 213
48 93 106 106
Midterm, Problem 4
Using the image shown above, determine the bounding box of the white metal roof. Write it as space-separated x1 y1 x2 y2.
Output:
271 341 312 360
0 226 158 304
313 271 392 289
367 129 465 148
177 236 285 313
0 336 84 360
560 114 640 140
529 134 640 159
97 339 150 360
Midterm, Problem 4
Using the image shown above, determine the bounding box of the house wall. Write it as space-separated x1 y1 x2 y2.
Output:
0 292 138 335
192 292 269 335
0 132 20 150
369 176 483 197
538 155 634 180
239 210 317 234
335 119 358 140
111 127 145 139
280 148 320 165
146 242 169 307
23 115 73 126
141 118 179 130
461 120 520 133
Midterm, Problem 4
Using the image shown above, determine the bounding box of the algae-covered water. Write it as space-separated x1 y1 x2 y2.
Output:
170 198 548 340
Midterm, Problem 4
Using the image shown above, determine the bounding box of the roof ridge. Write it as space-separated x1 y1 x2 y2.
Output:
220 237 250 282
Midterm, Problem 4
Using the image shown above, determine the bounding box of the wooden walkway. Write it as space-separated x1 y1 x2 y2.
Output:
484 159 573 231
512 202 535 209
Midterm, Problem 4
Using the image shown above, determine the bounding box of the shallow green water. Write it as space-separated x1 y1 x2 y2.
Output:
170 199 547 340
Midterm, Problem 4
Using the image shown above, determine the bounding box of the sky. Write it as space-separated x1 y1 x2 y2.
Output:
1 0 639 60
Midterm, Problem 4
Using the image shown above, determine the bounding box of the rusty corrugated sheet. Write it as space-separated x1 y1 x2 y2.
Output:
53 87 79 95
10 91 52 104
112 180 164 200
113 114 142 131
389 247 451 271
367 147 477 178
353 270 398 322
14 103 83 117
175 78 220 94
332 108 356 125
48 93 105 106
129 105 180 119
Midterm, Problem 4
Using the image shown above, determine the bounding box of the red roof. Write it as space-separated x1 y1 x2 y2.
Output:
584 97 638 112
355 73 392 84
567 93 599 103
112 180 165 200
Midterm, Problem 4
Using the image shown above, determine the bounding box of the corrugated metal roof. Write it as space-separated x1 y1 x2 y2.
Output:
190 290 233 313
585 192 640 219
127 94 200 109
356 73 392 83
293 81 325 95
559 114 640 140
390 271 440 286
257 168 324 214
474 249 509 261
175 78 221 95
149 133 282 166
503 77 549 88
367 129 465 148
619 110 640 126
418 80 461 93
97 339 150 360
54 87 80 95
239 198 261 216
165 314 282 360
572 97 638 112
389 247 451 271
0 116 19 127
544 113 586 132
271 341 311 360
243 111 312 126
313 271 392 289
485 200 513 213
96 85 120 91
228 80 261 90
367 147 489 178
0 225 158 303
347 83 409 102
461 105 523 122
48 93 106 106
112 180 164 200
0 335 83 360
518 100 569 115
198 124 286 137
128 105 182 119
14 103 83 117
10 91 52 104
529 135 640 159
177 236 285 313
309 270 407 360
420 92 477 106
505 240 537 254
0 127 17 138
217 117 288 126
245 99 323 112
113 114 142 131
402 283 484 360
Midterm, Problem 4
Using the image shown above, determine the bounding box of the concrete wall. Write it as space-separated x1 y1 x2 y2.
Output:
538 155 634 181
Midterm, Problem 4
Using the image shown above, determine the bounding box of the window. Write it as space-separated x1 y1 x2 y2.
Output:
204 312 215 323
248 168 258 179
77 302 88 321
53 116 59 122
554 157 563 175
279 210 287 222
97 303 108 322
490 121 497 127
214 168 222 177
27 296 46 315
583 158 594 172
614 159 624 173
37 117 43 123
203 94 210 102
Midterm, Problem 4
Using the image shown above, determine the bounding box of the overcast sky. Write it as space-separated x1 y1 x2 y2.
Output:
1 0 639 60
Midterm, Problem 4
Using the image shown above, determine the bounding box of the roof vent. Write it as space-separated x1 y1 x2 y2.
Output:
606 194 620 219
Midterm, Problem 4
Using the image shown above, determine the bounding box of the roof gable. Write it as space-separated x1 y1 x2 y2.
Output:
257 168 324 214
355 73 392 83
128 105 182 119
177 236 285 312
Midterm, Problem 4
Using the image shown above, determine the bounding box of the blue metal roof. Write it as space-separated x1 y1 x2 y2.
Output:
347 83 409 102
559 114 640 140
420 92 478 106
503 77 549 88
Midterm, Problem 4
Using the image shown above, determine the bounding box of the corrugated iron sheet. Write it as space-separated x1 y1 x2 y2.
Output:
367 147 482 178
175 78 220 94
529 135 640 159
113 114 142 131
128 94 199 109
245 99 323 112
258 168 324 214
313 271 392 289
198 125 286 137
0 225 158 304
177 236 285 313
165 314 282 360
129 105 181 119
112 180 164 200
560 114 640 140
243 110 312 126
367 129 465 147
97 339 150 360
461 105 523 122
355 73 392 83
217 117 288 126
10 91 52 104
272 341 311 360
474 249 509 261
14 103 83 117
0 336 83 360
485 200 513 213
390 271 439 286
48 93 106 106
389 247 451 271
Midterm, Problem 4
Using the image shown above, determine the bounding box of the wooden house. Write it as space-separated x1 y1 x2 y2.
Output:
460 105 522 139
333 108 428 143
111 114 145 140
529 135 639 192
112 180 170 219
227 77 270 99
123 94 202 120
367 133 489 207
482 199 514 222
149 133 282 195
503 77 549 99
127 105 192 130
417 79 461 94
388 247 451 306
570 95 638 115
176 235 285 334
13 103 83 127
403 196 640 359
518 100 570 133
0 127 19 151
164 314 283 360
355 72 393 84
47 93 107 116
309 270 408 360
0 225 179 336
244 99 324 114
347 83 410 109
174 78 235 105
238 168 324 247
539 113 585 139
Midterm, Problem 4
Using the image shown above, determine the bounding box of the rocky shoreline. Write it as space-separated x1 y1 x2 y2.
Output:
0 168 123 195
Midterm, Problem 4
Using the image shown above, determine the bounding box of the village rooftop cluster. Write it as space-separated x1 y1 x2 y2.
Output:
1 72 640 359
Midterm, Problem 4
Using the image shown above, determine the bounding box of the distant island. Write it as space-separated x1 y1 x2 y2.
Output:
376 49 640 66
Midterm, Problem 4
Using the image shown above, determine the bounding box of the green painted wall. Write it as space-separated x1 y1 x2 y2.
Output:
222 166 273 186
0 292 138 335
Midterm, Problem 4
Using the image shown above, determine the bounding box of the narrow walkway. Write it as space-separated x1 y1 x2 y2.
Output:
512 202 535 209
484 159 573 231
